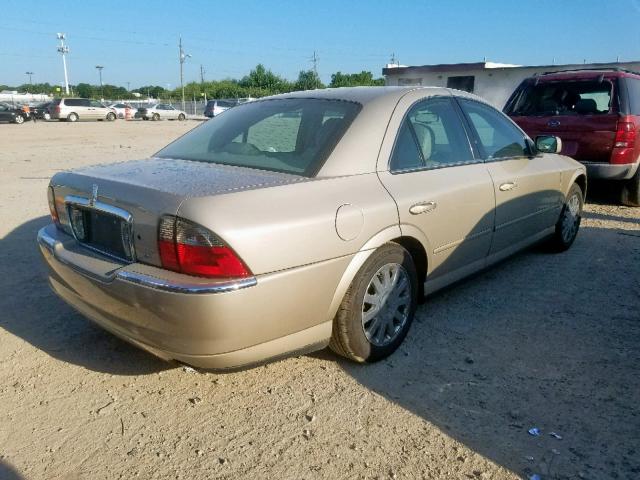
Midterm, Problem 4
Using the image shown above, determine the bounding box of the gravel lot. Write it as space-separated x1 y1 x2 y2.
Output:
0 120 638 480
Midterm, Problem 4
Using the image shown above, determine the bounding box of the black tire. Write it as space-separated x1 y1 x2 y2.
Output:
548 183 583 252
329 243 418 363
621 167 640 207
106 112 116 121
14 115 24 125
67 113 78 122
178 113 185 121
152 113 160 121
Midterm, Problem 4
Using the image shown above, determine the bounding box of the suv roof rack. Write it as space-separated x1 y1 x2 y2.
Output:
537 67 640 76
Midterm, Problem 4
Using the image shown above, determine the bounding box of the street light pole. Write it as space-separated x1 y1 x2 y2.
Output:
179 35 191 112
56 33 70 95
25 72 34 85
95 65 104 99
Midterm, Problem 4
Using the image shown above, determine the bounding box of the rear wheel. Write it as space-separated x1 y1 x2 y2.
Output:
178 113 185 121
106 112 116 121
548 183 583 252
329 243 418 362
67 113 78 122
14 115 24 125
152 113 160 121
621 166 640 207
43 112 51 121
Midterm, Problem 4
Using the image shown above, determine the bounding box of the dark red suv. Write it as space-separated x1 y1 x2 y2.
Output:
504 68 640 205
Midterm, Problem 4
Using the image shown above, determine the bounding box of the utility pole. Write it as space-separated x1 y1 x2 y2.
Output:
310 50 319 89
56 33 70 95
179 35 191 112
25 71 34 85
127 81 130 92
200 64 206 104
95 65 104 99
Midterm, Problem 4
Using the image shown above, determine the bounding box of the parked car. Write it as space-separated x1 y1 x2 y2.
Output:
108 103 134 119
38 87 586 369
0 102 28 124
31 102 52 120
50 98 117 122
204 99 239 118
505 68 640 205
134 104 186 121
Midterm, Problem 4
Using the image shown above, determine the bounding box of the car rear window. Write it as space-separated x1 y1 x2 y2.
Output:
507 80 614 116
156 98 362 177
217 100 235 108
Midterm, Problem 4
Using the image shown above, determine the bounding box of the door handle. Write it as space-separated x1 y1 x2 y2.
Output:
499 182 518 192
409 201 437 215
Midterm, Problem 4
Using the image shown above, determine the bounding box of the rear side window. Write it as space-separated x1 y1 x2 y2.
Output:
65 99 87 107
459 99 528 160
506 80 614 116
217 100 234 108
390 97 475 171
625 78 640 115
157 98 361 176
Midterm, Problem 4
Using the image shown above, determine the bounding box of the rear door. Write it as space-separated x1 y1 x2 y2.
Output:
459 98 563 253
378 95 495 280
507 78 619 162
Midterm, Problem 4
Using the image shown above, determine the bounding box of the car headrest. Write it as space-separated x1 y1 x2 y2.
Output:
574 98 598 114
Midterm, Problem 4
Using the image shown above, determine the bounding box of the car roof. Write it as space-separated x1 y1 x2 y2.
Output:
533 68 640 82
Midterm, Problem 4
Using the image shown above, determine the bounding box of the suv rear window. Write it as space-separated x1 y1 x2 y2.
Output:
507 80 614 116
157 98 362 176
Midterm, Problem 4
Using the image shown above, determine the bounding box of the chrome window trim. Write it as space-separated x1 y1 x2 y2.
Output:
65 195 136 263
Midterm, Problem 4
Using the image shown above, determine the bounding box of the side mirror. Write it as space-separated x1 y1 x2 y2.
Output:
535 135 562 154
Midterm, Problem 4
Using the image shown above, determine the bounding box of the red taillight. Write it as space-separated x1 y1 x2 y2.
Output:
158 216 251 279
614 116 636 148
55 105 60 113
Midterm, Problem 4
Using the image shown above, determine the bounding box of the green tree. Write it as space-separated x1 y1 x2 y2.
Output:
75 83 94 98
329 71 385 88
294 70 324 91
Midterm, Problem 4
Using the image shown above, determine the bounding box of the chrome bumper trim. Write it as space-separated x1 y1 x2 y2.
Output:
38 225 257 295
115 270 257 294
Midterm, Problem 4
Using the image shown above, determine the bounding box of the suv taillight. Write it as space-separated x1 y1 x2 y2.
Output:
158 215 251 279
55 105 60 113
614 116 636 148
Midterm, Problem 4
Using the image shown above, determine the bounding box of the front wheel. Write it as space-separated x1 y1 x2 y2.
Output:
14 115 24 125
329 243 418 362
152 113 160 121
548 183 583 252
43 112 51 120
178 113 185 121
106 112 116 121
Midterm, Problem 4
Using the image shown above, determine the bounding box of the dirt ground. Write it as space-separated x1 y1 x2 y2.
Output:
0 120 638 480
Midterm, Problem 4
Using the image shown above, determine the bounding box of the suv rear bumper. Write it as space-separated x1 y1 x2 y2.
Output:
583 162 639 180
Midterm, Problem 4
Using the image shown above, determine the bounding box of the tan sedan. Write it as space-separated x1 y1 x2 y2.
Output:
38 87 586 369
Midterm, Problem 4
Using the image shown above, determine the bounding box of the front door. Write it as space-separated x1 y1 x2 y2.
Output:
457 98 563 254
378 96 495 280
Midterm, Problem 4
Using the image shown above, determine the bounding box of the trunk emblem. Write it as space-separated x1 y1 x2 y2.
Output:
547 120 561 127
90 184 99 207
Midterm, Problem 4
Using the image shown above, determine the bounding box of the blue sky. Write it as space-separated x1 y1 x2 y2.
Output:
2 0 640 88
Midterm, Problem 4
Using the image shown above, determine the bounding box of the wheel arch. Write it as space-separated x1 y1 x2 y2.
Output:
326 225 430 320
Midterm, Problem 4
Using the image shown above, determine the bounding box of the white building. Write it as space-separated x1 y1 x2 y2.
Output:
383 60 640 108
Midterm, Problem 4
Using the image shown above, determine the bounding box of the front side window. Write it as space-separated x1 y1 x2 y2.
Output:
390 97 475 171
156 98 361 176
459 99 528 160
89 100 103 108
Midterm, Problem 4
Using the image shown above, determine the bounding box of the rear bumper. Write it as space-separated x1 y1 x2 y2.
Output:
37 224 344 369
583 162 639 180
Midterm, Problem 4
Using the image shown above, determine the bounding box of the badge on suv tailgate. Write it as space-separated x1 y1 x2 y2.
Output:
90 184 99 207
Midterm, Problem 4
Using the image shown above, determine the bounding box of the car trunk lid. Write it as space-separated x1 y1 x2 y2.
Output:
50 158 307 268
